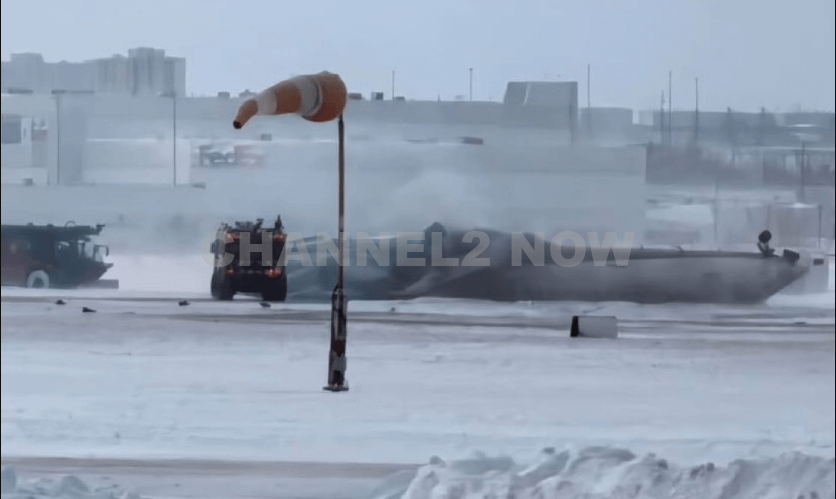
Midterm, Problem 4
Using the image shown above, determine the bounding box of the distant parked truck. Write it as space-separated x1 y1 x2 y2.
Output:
210 216 288 301
0 222 113 289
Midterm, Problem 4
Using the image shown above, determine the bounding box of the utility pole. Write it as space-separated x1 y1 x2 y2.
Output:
668 70 673 147
469 67 473 101
726 107 736 164
713 173 719 249
694 77 699 145
800 140 807 203
172 94 177 186
52 90 63 186
587 63 592 137
391 70 395 100
757 107 768 147
160 91 177 186
660 91 666 145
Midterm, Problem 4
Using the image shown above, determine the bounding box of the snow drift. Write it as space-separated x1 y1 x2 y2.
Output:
1 466 140 499
367 446 835 499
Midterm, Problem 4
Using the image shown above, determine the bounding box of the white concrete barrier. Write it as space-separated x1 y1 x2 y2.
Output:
570 315 618 339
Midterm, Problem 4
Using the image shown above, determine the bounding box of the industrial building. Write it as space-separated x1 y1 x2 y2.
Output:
1 47 833 190
1 47 186 97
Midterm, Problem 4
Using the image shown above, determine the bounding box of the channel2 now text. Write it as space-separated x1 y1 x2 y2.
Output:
205 231 635 268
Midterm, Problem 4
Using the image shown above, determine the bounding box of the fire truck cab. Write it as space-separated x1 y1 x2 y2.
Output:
210 215 288 301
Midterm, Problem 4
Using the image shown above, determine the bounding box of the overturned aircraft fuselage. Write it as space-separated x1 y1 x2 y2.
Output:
283 224 811 304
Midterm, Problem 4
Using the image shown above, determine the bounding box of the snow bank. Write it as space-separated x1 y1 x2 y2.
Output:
367 446 835 499
0 466 140 499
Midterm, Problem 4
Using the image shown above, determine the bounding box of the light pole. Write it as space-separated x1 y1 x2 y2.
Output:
587 64 592 138
160 91 177 186
469 67 473 101
668 70 673 147
694 77 699 144
51 89 65 186
233 72 349 392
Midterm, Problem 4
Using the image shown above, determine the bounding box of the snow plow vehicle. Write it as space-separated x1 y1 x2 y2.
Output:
1 222 114 289
209 216 288 301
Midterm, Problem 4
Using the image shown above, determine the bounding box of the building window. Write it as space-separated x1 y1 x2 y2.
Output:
1 114 22 144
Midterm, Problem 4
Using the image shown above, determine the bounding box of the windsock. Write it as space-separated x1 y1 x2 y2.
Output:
233 72 347 129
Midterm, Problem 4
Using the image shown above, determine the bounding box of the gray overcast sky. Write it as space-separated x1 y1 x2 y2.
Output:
2 0 834 113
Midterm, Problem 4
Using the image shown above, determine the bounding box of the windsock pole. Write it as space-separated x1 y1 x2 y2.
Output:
324 114 348 392
232 72 350 393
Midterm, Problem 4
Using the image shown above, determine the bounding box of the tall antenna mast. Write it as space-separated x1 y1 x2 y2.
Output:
660 90 666 145
668 70 673 147
587 63 592 137
694 76 700 144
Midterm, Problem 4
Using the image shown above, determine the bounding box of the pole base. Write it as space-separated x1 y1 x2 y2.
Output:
325 284 348 393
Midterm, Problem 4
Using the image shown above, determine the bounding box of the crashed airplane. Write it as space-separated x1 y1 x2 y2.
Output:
281 223 811 304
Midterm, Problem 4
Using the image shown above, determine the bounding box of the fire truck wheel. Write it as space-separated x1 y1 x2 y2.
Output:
26 270 51 289
211 271 235 300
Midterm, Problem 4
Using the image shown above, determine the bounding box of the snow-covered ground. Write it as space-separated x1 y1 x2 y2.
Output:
1 465 140 499
1 256 834 498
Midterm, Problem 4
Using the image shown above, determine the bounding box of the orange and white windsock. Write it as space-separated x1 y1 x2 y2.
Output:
233 71 347 129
